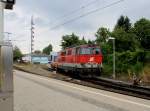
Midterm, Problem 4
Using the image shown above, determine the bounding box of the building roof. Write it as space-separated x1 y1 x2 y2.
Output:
23 54 50 57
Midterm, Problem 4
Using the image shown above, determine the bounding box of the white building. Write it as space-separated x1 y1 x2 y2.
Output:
22 54 50 64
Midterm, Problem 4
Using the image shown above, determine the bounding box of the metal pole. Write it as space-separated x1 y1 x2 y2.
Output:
30 16 32 63
0 2 14 111
0 2 4 42
31 15 34 63
113 39 116 79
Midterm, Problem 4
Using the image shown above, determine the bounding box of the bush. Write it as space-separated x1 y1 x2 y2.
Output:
102 64 113 77
144 51 150 63
102 50 149 77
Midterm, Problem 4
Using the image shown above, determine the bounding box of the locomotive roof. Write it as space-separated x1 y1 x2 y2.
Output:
66 44 99 49
58 44 100 52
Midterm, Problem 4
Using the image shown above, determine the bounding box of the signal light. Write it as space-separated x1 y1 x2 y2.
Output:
1 0 16 9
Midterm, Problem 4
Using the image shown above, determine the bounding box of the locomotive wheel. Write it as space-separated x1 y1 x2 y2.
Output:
73 69 80 78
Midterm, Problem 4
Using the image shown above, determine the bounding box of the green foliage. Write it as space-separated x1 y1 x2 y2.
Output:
42 44 53 55
61 33 80 49
115 15 131 32
134 18 150 50
111 27 140 52
59 16 150 79
79 37 87 45
87 39 95 44
34 50 42 54
102 64 113 77
13 46 23 61
103 51 147 77
101 43 112 56
130 62 143 75
144 51 150 63
61 33 88 49
95 27 110 44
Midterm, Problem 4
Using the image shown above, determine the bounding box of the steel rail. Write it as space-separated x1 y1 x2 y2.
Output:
82 77 150 100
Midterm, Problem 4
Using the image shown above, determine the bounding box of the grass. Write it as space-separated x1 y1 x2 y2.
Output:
101 63 150 85
14 63 52 77
14 62 150 86
142 64 150 84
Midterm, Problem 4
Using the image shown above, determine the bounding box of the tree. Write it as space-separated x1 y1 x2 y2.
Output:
134 18 150 50
111 15 141 52
79 37 87 45
95 27 110 44
34 50 42 54
115 15 131 32
87 39 95 44
111 28 140 52
61 33 80 49
42 44 53 55
13 46 23 61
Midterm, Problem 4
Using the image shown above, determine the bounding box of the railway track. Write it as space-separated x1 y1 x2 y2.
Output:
80 77 150 100
14 65 150 100
53 71 150 100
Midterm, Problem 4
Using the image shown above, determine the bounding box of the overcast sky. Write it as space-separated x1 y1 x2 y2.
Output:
4 0 150 54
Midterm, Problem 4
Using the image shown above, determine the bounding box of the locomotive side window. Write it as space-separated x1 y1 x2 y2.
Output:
92 48 101 55
80 48 92 55
67 49 72 55
79 47 101 55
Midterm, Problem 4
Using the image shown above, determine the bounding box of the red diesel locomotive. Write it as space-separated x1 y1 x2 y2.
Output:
56 44 103 77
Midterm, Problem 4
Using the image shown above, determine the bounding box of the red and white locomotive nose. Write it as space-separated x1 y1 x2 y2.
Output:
57 44 103 77
89 57 94 62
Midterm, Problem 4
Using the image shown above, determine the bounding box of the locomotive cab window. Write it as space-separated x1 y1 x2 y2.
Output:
61 51 66 56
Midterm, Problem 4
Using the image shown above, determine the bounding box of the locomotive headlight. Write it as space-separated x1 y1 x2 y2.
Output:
85 63 92 68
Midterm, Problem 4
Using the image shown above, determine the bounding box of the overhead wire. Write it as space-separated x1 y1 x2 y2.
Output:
50 0 124 30
50 0 101 24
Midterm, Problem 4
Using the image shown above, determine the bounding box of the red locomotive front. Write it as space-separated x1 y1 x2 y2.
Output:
57 44 103 77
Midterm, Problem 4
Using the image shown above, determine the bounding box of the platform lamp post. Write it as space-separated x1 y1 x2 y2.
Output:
106 37 116 79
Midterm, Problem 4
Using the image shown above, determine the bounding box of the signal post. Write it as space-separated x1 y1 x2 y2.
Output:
0 0 15 111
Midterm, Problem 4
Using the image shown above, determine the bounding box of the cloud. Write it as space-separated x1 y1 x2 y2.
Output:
4 0 150 53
